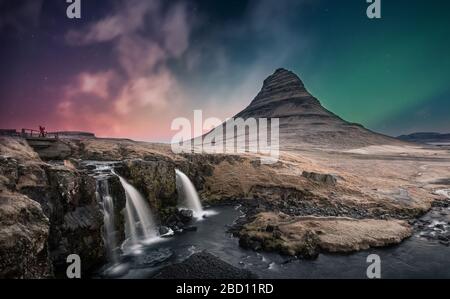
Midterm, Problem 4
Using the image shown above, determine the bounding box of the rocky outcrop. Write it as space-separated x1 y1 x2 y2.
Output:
176 153 244 196
14 163 107 277
0 191 51 278
25 139 72 160
0 138 51 278
238 212 412 257
116 159 178 212
302 171 337 186
43 166 105 276
0 137 108 278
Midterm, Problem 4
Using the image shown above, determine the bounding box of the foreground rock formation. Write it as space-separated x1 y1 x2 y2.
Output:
238 212 412 258
0 138 107 277
0 190 50 278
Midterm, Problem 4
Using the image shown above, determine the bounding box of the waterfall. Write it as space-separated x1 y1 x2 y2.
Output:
113 170 158 245
97 178 119 264
175 169 205 218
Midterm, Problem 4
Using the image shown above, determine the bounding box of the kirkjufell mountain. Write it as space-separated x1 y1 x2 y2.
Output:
225 68 403 150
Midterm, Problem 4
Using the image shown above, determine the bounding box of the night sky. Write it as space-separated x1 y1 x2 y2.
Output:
1 0 449 141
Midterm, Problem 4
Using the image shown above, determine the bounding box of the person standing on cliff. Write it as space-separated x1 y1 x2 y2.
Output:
39 126 46 137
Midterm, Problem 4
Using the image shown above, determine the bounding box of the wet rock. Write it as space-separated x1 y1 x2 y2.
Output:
84 164 97 171
44 167 105 277
159 226 171 235
139 248 173 267
440 241 450 246
239 236 263 251
179 209 194 223
435 224 445 230
160 207 195 231
437 235 449 242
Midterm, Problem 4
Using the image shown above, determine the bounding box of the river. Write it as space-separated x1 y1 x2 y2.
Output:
99 204 450 279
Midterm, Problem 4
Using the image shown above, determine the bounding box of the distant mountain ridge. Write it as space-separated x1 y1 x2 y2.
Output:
397 132 450 144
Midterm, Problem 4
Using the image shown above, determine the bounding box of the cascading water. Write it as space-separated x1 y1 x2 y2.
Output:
175 169 205 218
96 178 118 264
113 170 158 245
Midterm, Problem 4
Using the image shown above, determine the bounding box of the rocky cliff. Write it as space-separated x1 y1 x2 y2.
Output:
0 137 114 277
0 137 193 278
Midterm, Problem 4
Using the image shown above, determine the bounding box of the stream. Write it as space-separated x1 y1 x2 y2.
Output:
99 204 450 279
87 161 450 279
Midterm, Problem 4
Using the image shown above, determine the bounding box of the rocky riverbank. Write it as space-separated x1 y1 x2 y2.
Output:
411 197 450 246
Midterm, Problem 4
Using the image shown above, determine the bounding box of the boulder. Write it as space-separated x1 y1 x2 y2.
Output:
179 209 194 223
47 167 108 276
159 226 171 235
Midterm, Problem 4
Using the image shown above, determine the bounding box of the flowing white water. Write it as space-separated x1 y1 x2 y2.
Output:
113 171 158 245
175 169 205 218
97 179 118 264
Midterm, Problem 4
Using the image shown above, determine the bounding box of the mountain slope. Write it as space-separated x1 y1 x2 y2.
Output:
232 68 403 150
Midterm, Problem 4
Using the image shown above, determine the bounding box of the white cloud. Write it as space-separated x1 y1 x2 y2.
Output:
60 0 194 140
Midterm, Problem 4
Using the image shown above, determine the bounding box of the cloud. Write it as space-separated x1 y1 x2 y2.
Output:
177 0 312 121
57 0 311 141
60 0 193 141
66 0 159 45
0 0 43 33
66 70 116 100
116 34 166 77
115 68 176 115
162 4 190 58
